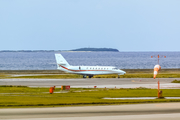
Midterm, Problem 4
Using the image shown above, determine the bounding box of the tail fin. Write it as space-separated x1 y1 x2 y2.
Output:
55 54 70 67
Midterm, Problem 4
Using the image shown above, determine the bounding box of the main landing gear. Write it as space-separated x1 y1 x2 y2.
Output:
83 75 93 78
89 75 93 78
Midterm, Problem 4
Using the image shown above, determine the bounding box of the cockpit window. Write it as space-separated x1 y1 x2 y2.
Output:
113 68 118 70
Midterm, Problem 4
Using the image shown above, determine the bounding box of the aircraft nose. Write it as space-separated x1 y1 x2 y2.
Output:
119 70 126 75
122 71 126 75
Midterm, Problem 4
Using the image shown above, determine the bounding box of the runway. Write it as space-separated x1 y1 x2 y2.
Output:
1 103 180 120
0 78 180 89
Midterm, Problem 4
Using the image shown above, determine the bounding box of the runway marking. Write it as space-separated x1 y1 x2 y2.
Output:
103 97 180 100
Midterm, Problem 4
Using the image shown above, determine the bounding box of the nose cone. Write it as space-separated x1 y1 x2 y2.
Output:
122 71 126 75
119 70 126 75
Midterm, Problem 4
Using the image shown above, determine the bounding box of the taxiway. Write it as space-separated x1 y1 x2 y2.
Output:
0 78 180 89
1 103 180 120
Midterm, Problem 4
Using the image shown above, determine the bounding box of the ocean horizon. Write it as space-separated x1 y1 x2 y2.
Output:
0 51 179 70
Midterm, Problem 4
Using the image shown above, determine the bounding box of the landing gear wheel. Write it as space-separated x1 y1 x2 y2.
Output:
89 75 93 78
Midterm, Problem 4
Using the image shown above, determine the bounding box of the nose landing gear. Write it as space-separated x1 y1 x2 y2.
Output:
83 75 87 78
89 75 93 78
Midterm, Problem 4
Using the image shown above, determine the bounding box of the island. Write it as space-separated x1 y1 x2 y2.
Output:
70 48 119 52
0 48 119 52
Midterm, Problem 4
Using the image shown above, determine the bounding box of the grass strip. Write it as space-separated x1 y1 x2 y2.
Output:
9 74 83 79
1 69 180 79
7 73 180 79
172 79 180 83
0 74 9 79
1 86 180 108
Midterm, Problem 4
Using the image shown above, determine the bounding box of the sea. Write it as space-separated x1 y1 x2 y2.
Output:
0 51 180 70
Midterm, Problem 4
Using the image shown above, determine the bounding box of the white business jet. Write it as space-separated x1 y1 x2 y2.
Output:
55 54 126 78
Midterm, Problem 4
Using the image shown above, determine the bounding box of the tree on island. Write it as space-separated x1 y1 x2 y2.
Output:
71 48 119 52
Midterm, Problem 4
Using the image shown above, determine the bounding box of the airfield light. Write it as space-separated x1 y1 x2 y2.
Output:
151 54 166 65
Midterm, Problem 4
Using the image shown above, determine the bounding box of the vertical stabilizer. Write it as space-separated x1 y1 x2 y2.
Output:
55 54 70 67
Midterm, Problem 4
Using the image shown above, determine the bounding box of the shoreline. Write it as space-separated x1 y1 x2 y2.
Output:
0 68 180 73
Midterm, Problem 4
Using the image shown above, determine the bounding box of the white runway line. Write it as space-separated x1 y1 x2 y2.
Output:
70 83 180 89
10 113 180 120
103 97 180 100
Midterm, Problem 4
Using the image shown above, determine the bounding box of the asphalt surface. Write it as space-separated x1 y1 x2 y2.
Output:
1 103 180 120
0 78 180 88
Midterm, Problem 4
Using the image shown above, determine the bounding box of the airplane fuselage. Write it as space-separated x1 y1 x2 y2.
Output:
55 54 126 78
58 65 125 76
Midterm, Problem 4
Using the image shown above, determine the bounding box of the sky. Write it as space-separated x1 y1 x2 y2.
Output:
0 0 180 51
